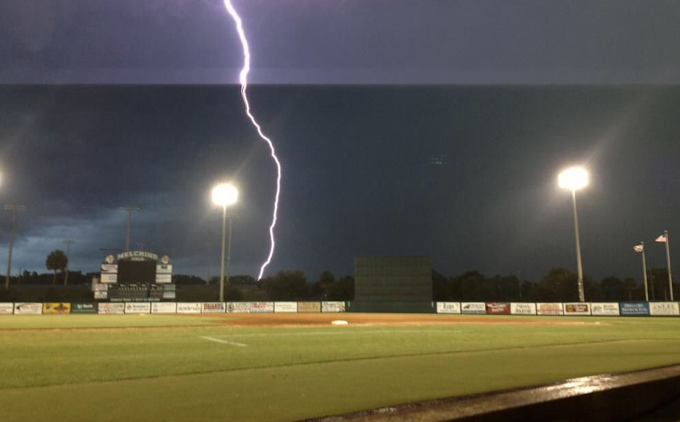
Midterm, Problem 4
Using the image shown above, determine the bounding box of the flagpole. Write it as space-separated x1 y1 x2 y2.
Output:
641 242 649 302
665 230 673 301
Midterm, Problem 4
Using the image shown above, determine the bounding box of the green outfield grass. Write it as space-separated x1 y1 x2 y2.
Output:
2 314 680 422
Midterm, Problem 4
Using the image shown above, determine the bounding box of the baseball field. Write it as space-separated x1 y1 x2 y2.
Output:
2 313 680 422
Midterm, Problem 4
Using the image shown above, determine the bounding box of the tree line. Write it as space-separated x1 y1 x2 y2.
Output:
433 267 676 302
3 248 676 303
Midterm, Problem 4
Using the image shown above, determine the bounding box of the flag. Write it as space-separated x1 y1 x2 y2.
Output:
656 234 667 243
634 244 644 252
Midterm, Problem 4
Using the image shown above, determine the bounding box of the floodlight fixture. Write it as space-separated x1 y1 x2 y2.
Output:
558 167 589 191
212 183 239 207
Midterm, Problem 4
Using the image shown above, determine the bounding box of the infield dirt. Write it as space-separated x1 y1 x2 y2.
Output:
208 312 607 327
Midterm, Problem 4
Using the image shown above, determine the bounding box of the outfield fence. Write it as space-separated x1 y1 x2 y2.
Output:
0 301 346 315
1 301 680 316
437 301 680 316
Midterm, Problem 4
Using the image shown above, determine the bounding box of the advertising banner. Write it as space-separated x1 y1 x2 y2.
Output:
510 303 537 315
43 303 71 314
101 264 117 272
176 303 202 314
227 302 251 313
94 291 108 300
649 302 680 316
485 302 511 315
591 303 620 316
98 303 125 314
0 303 14 314
461 302 486 314
151 302 177 314
100 273 118 283
13 303 43 315
94 284 108 291
125 302 151 314
71 303 98 314
322 301 347 313
536 303 564 315
274 302 298 313
249 302 274 313
564 303 591 316
297 302 321 313
201 302 225 313
436 302 461 314
156 264 173 274
620 302 650 316
155 274 172 284
162 291 176 299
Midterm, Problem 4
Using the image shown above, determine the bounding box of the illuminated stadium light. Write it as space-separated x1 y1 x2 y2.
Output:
558 167 589 191
212 183 239 207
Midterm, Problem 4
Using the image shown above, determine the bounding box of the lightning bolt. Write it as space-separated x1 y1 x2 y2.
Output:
224 0 281 280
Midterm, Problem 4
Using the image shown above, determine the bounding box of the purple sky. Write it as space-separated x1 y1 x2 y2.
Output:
2 0 680 85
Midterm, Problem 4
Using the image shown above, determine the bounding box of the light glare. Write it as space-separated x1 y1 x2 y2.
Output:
212 184 239 207
558 167 589 191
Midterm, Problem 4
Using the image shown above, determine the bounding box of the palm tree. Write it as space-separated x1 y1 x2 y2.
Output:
46 250 68 285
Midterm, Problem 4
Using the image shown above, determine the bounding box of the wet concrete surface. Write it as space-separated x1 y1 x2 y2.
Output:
302 364 680 422
630 397 680 422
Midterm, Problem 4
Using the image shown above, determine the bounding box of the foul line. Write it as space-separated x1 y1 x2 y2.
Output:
200 336 248 347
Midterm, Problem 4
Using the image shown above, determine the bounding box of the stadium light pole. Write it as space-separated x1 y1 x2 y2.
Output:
63 240 75 286
5 204 25 289
558 167 589 302
120 206 140 252
212 183 238 303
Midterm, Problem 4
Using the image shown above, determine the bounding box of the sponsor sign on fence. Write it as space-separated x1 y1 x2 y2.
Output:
125 302 151 314
152 302 177 314
43 303 71 314
249 302 274 313
564 303 591 316
0 303 14 314
537 303 564 315
322 301 346 313
98 303 125 314
176 303 201 314
620 302 650 316
297 302 321 313
201 302 225 313
461 302 486 314
510 303 537 315
13 303 43 315
649 302 680 316
94 291 108 300
436 302 461 314
227 302 251 313
71 303 98 314
162 291 176 300
591 303 620 316
274 302 298 313
485 302 511 315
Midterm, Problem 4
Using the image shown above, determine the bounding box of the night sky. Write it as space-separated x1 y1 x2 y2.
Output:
1 1 679 282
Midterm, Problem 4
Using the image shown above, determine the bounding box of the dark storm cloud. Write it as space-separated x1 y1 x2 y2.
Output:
2 0 680 84
2 85 679 282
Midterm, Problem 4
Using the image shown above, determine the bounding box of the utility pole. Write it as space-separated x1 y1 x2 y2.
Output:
120 206 140 252
4 204 25 289
63 240 75 286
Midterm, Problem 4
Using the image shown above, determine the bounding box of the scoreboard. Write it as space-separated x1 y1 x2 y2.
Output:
95 251 175 301
117 260 156 284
